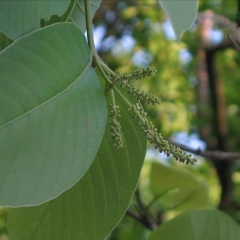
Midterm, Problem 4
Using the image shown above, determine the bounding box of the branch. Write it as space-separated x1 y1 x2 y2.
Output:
125 186 157 230
196 11 240 53
126 209 153 230
168 140 240 161
135 187 157 230
238 0 240 27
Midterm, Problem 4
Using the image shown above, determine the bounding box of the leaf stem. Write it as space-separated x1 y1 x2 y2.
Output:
99 59 116 77
110 89 117 121
84 0 113 85
84 0 145 124
84 0 95 58
113 87 146 124
65 0 78 22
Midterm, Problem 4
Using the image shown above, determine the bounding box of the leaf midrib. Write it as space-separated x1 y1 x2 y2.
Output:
0 60 91 130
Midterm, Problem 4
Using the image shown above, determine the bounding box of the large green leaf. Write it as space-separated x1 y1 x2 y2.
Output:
158 0 198 41
150 162 209 210
70 0 102 33
149 209 240 240
0 23 106 207
41 0 102 34
8 89 147 240
0 0 71 40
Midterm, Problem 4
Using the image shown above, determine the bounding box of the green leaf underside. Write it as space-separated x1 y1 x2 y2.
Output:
158 0 198 41
42 0 102 34
70 0 102 33
0 0 71 40
149 209 240 240
150 162 208 210
0 23 106 207
8 87 147 240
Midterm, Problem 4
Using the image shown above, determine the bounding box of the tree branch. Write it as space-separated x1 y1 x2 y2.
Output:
237 0 240 27
168 140 240 161
126 186 157 230
196 11 240 53
125 209 154 230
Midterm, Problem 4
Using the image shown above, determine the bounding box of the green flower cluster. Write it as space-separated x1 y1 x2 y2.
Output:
108 67 196 164
113 66 160 105
130 103 197 165
115 66 157 81
108 104 124 149
121 80 161 105
109 104 121 118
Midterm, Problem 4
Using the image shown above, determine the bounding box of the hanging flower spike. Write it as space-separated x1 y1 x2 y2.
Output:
109 104 121 118
129 103 197 165
115 66 160 105
109 120 124 149
113 66 157 84
108 104 124 149
130 66 157 80
120 80 161 105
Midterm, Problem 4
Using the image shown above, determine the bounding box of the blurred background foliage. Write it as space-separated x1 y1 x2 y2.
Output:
1 0 240 239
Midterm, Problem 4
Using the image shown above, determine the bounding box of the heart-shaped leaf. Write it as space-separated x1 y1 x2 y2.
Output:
8 88 147 240
0 0 71 39
149 209 240 240
158 0 198 41
150 162 209 210
0 23 106 207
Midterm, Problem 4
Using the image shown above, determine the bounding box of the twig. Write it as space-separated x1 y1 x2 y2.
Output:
126 209 153 230
237 0 240 27
229 36 240 52
168 140 240 161
125 186 158 230
197 12 240 53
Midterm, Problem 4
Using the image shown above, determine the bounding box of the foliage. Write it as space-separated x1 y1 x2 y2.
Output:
149 209 240 240
8 88 146 239
0 0 240 239
150 162 209 211
0 23 106 207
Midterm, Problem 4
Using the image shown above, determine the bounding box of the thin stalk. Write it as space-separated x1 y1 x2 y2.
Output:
84 0 95 57
146 189 176 210
84 0 112 85
110 89 116 106
94 57 112 85
112 74 135 86
110 89 117 121
84 0 145 124
99 60 116 77
113 87 146 124
65 0 78 22
112 87 132 107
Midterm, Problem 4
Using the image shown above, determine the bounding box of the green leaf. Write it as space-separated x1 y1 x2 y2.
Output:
8 89 147 240
108 215 151 240
70 0 102 33
0 23 106 207
41 0 102 34
0 0 71 39
150 162 209 210
0 32 13 52
149 209 240 240
158 0 198 41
